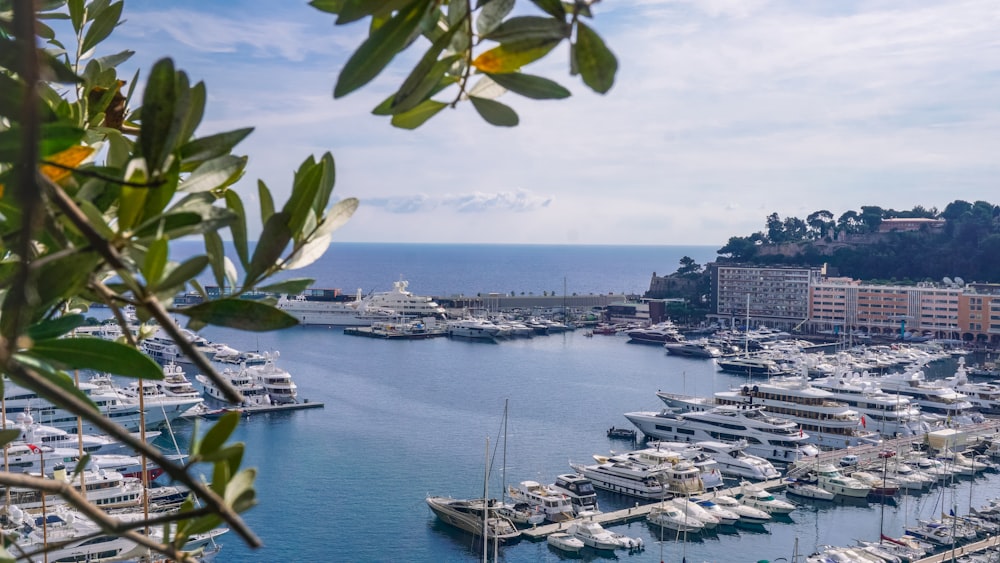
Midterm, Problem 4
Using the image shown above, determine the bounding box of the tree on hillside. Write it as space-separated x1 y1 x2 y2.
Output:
1 0 617 560
859 206 883 232
806 209 834 239
676 256 702 275
837 210 861 235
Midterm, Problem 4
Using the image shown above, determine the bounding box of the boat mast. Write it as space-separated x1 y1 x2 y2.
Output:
483 436 489 563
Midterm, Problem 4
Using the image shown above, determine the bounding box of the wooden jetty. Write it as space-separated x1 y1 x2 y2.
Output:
915 534 1000 562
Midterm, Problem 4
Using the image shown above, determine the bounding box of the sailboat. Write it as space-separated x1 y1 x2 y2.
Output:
426 423 521 543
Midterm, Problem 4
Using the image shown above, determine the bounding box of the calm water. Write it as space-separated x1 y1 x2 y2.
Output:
153 244 1000 562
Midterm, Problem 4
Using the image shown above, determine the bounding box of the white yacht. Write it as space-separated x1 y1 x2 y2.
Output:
242 351 298 404
506 480 575 523
646 503 706 534
196 365 271 407
550 473 599 515
277 289 398 326
446 317 501 340
631 399 820 463
943 358 1000 416
810 370 928 438
89 374 204 416
714 355 789 377
608 445 724 490
878 367 981 423
365 278 447 318
813 463 871 498
733 481 796 514
3 377 197 434
707 379 883 449
569 455 703 500
627 321 684 345
693 440 781 481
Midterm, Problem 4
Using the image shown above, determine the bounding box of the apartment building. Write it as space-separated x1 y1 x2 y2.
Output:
707 264 822 330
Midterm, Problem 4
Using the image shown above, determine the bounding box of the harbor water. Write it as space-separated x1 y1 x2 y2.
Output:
153 243 1000 562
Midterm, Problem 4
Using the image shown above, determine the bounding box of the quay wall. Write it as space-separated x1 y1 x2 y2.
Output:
435 293 630 311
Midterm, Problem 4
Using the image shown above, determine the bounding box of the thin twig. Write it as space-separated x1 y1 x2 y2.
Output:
40 160 166 188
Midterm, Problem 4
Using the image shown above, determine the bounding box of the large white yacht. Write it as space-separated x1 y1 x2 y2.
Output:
365 278 447 318
942 358 1000 416
569 455 703 500
2 377 199 434
242 351 298 404
277 289 398 326
699 379 883 449
878 366 981 423
632 399 820 464
810 371 929 437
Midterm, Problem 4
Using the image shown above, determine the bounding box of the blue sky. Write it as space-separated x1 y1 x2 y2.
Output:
99 0 1000 245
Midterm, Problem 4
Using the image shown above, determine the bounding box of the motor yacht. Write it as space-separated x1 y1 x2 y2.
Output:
627 322 684 345
813 463 871 498
810 371 928 438
565 520 642 551
646 503 706 533
506 480 575 523
663 339 722 358
694 440 781 481
569 454 703 500
277 289 398 326
425 496 521 542
734 481 796 514
638 398 821 463
669 497 721 529
242 351 298 404
878 367 981 424
550 473 599 515
712 495 772 524
364 278 447 318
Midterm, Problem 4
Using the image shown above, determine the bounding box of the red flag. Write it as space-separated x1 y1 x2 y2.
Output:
27 443 40 454
861 415 866 428
799 426 803 437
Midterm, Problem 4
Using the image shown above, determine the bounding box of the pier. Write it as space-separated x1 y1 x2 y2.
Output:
183 401 324 420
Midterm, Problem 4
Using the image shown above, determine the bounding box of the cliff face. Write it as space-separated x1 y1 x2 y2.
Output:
646 273 702 299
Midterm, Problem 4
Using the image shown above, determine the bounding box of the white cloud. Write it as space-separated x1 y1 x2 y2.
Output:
102 0 1000 245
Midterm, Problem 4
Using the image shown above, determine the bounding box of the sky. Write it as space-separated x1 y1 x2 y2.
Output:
97 0 1000 246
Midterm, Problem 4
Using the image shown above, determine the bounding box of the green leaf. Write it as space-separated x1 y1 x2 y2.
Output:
199 411 240 456
390 99 446 129
257 278 314 296
23 338 163 380
313 152 336 216
472 38 561 73
26 314 87 342
153 255 210 294
0 429 22 449
225 191 250 270
94 49 135 70
180 154 247 193
68 0 85 33
183 299 300 331
205 230 227 290
81 0 123 54
333 0 432 98
177 81 207 145
391 24 460 113
476 0 514 37
484 16 568 44
201 443 244 466
258 180 275 225
246 211 293 286
469 96 519 126
573 22 617 94
179 127 254 169
9 355 98 411
138 58 179 175
529 0 565 19
282 161 323 237
485 72 570 99
392 54 461 115
309 0 345 14
143 237 168 285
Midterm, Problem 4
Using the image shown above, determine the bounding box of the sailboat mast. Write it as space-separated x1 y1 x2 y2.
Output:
483 436 489 563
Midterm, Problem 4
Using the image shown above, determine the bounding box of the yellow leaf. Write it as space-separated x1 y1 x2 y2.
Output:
472 39 560 74
40 145 96 183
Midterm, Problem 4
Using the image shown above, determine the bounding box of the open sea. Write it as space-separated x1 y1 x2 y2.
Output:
156 243 1000 562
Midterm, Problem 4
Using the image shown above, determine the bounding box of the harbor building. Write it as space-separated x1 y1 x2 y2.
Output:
707 264 822 330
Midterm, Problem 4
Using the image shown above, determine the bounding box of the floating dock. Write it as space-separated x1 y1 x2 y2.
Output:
343 326 446 339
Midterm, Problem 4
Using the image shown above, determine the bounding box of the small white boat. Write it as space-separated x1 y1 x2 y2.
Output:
785 478 836 501
566 520 622 551
712 495 772 524
669 497 720 529
735 481 796 514
647 504 706 533
694 497 741 526
547 532 585 553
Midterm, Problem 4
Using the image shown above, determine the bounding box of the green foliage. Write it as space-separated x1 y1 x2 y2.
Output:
316 0 616 128
0 1 361 559
717 200 1000 284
